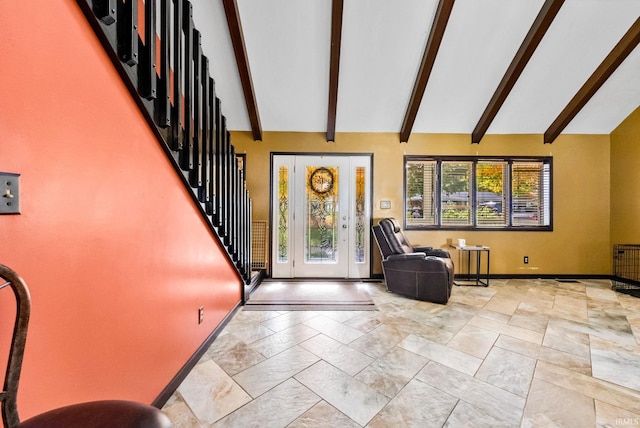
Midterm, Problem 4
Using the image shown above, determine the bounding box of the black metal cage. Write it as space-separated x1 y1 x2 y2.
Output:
612 244 640 297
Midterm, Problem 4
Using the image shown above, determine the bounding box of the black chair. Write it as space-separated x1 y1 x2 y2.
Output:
373 218 454 304
0 264 172 428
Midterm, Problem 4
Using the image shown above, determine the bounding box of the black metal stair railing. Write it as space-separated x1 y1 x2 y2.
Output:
76 0 252 285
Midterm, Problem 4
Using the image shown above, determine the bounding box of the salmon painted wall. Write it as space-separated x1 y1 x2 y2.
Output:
611 105 640 245
0 0 241 419
232 130 611 276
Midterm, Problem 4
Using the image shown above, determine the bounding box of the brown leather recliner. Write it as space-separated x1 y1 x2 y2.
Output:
373 218 454 304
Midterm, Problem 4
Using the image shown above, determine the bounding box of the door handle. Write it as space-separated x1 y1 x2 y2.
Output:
342 224 347 229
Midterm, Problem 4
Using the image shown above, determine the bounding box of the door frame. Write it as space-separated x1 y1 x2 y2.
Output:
269 152 375 279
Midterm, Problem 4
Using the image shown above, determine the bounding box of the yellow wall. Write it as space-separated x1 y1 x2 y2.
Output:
232 131 611 276
611 105 640 245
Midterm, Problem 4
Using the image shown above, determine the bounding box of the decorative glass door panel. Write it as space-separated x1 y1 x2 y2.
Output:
305 166 339 264
271 155 371 278
277 165 290 263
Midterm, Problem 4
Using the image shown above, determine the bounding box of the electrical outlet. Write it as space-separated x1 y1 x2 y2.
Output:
524 256 529 264
198 306 204 324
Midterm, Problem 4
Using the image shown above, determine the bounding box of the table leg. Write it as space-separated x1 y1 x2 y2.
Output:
485 250 490 287
476 250 481 285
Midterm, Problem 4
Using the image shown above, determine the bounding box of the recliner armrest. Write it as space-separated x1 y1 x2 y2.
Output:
413 245 434 252
425 249 451 258
384 254 453 276
386 253 427 261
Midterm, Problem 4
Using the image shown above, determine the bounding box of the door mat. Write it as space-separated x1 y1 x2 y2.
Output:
244 281 377 311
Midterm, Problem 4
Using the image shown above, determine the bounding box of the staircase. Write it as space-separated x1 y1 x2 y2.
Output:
76 0 252 284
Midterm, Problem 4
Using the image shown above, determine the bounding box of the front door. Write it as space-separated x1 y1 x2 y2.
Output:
271 155 371 278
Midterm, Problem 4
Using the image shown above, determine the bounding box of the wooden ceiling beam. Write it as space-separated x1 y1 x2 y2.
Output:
471 0 564 144
399 0 455 143
222 0 262 141
544 17 640 144
326 0 344 142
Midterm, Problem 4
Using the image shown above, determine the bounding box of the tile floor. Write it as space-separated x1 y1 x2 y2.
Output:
161 279 640 427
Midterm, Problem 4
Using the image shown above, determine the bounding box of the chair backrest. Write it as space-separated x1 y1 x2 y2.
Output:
372 225 393 258
378 218 414 254
0 264 31 428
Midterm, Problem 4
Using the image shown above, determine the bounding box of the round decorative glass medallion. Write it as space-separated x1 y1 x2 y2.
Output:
309 167 334 194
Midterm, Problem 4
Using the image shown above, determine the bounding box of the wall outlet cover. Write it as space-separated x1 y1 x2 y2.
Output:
0 172 20 214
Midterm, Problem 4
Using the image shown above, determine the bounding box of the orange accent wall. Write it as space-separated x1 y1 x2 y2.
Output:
0 0 241 419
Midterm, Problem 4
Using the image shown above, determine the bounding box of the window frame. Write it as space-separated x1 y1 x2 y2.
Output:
404 155 553 231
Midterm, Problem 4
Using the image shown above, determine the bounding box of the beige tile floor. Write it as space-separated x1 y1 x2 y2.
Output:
162 279 640 427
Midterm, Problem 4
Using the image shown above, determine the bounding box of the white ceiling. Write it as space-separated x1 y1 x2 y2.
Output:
192 0 640 139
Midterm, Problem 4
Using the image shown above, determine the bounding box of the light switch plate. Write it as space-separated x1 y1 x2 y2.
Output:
0 172 20 214
380 200 391 209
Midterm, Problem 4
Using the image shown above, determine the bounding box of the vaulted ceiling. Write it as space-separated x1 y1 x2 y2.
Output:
191 0 640 143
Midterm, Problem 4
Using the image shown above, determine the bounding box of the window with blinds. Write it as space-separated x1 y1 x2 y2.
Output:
405 156 552 230
477 161 508 228
406 160 438 226
441 161 473 227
